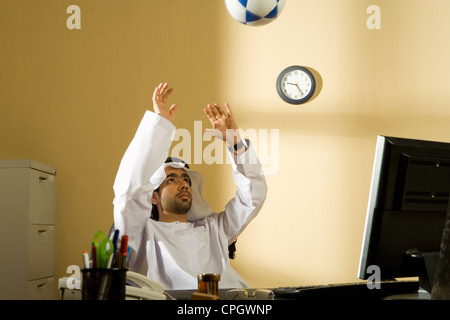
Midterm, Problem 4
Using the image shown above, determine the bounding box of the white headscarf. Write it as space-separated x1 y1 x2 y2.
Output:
149 160 214 221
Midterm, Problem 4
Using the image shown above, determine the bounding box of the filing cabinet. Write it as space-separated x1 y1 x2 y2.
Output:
0 160 56 300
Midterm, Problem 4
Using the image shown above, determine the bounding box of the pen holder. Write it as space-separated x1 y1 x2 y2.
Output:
81 268 127 300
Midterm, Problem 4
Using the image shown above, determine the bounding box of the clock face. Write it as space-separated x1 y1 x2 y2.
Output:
277 66 316 104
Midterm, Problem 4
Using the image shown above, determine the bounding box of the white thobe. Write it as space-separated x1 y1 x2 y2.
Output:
113 111 267 290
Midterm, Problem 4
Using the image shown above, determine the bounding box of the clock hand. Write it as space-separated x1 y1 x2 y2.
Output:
287 82 304 97
296 84 305 97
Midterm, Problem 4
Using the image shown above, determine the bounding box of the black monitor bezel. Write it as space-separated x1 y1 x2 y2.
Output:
358 135 450 281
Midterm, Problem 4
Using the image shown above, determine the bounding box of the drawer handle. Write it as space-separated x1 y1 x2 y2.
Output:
39 176 48 182
36 282 47 289
37 229 49 239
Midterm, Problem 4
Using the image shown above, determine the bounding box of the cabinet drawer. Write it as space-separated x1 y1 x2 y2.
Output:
28 225 55 280
27 277 55 300
29 169 56 225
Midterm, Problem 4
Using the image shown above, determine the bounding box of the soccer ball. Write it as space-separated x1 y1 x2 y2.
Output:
225 0 286 26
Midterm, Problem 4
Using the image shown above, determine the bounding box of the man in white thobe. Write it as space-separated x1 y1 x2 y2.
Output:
113 83 267 290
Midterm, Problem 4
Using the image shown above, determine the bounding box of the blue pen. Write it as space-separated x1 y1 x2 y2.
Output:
112 229 119 252
126 246 131 266
112 229 120 267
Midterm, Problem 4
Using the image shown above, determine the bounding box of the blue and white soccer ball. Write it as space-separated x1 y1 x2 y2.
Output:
225 0 286 26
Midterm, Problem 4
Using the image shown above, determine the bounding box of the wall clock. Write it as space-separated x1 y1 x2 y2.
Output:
276 66 316 104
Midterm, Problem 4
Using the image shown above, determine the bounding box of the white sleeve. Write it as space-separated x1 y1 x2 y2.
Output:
216 140 268 244
112 111 175 272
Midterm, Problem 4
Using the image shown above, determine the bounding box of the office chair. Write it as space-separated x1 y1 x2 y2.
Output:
108 223 237 259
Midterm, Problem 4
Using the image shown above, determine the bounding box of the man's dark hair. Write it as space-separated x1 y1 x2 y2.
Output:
150 157 189 221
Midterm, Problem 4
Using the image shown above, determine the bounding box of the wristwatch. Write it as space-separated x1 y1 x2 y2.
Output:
228 139 245 152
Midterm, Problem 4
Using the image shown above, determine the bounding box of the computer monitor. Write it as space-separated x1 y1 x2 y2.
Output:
358 135 450 292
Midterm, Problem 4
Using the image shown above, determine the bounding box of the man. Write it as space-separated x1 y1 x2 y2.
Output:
113 83 267 290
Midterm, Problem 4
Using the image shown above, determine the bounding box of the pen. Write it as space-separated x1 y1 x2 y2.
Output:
119 235 128 268
126 246 131 266
112 229 120 266
106 252 114 269
82 251 90 269
91 243 97 269
112 229 119 251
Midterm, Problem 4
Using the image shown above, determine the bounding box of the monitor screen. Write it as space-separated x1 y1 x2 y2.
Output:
358 135 450 286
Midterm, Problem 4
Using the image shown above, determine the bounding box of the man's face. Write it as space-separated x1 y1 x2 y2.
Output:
156 167 192 215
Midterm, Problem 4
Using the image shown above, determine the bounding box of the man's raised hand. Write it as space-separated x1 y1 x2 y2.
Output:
152 83 177 124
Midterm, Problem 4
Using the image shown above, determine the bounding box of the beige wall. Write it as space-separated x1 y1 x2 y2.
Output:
1 0 450 293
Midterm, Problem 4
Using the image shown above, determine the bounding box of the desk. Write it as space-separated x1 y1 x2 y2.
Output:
58 279 275 300
59 276 427 300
